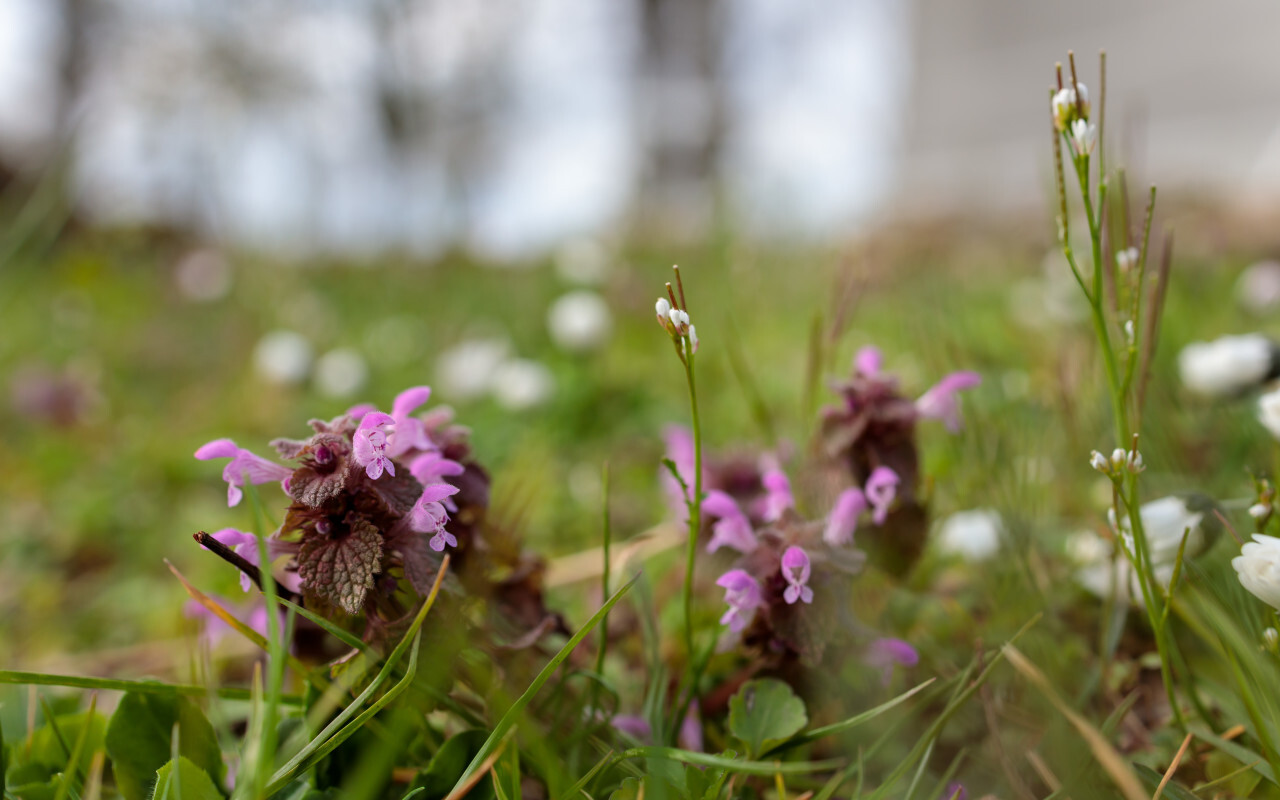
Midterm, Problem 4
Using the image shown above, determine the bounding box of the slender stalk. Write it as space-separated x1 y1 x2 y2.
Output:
680 346 704 681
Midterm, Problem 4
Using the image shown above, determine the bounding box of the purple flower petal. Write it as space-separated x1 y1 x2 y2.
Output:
703 492 758 553
391 386 432 420
611 715 652 742
760 468 794 522
865 466 900 525
825 487 867 545
780 545 813 605
916 371 982 432
855 346 883 376
195 439 292 507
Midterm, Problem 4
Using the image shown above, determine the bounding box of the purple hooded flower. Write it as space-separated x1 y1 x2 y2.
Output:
409 483 462 550
409 451 465 511
781 546 814 605
610 715 652 742
716 569 763 632
386 386 434 457
353 412 396 479
208 528 259 592
195 439 293 507
916 371 981 432
825 487 867 545
945 783 967 800
855 345 883 377
865 466 899 525
759 468 794 523
702 491 758 553
867 637 919 685
679 700 703 752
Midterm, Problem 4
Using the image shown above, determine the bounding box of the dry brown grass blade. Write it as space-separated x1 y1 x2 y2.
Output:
1004 644 1146 800
546 522 683 587
1154 732 1193 799
444 730 512 800
1025 750 1062 793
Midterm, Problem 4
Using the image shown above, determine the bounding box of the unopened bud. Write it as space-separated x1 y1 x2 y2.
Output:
1116 247 1139 272
1266 627 1279 653
1090 450 1109 474
1251 502 1272 520
1124 320 1135 347
668 308 691 335
1110 448 1127 471
1127 450 1145 474
685 325 699 355
655 298 672 329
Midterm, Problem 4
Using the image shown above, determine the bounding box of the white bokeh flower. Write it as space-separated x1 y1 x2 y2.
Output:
436 338 511 400
314 348 368 399
491 358 554 410
1075 496 1209 605
1178 333 1274 397
1234 534 1280 610
1237 260 1280 316
1260 387 1280 440
253 330 313 385
547 290 612 353
935 509 1003 561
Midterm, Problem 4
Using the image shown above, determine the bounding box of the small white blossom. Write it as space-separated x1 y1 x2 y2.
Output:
1077 497 1207 606
1124 320 1136 347
1116 247 1140 272
655 298 672 328
1250 502 1272 520
1127 450 1145 474
1237 260 1280 316
668 308 691 335
1260 387 1280 440
1178 334 1274 397
548 291 613 353
935 509 1003 561
1109 448 1127 472
1051 83 1089 131
1266 627 1279 652
436 338 511 400
1068 119 1097 157
253 330 313 385
1234 534 1280 610
1090 450 1109 473
314 348 368 399
685 324 699 356
491 359 555 410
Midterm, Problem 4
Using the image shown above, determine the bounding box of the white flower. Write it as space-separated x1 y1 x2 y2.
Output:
436 338 511 400
1115 247 1139 272
668 308 691 334
1234 534 1280 610
1090 450 1108 473
1250 502 1272 520
1124 320 1135 347
935 509 1003 561
491 359 554 410
1237 260 1280 316
1266 627 1279 652
313 348 368 399
1051 83 1088 130
1178 333 1274 397
253 330 313 385
1076 496 1207 605
655 298 672 327
548 291 613 353
685 325 699 355
555 237 610 285
1068 120 1097 157
1260 387 1280 440
1110 448 1127 471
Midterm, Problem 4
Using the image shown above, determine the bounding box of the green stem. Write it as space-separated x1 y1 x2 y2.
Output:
680 345 704 702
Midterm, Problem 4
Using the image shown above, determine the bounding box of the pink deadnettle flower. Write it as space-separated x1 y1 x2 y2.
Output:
409 483 463 551
916 371 982 432
410 451 465 512
781 546 813 605
353 412 396 479
825 487 868 546
865 466 900 525
386 386 434 457
866 637 919 685
716 569 763 632
194 439 293 507
702 491 758 553
855 345 884 377
759 468 794 523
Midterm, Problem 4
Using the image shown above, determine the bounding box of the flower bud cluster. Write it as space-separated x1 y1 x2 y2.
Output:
1090 447 1144 478
1051 83 1090 132
654 270 699 359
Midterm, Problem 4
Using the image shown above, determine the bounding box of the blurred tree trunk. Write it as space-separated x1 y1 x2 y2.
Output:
633 0 724 240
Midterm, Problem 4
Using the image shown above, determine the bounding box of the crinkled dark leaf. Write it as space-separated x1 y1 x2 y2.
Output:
298 516 383 615
290 464 351 508
363 469 423 517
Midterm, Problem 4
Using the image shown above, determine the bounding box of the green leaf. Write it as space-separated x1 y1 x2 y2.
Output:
727 679 807 758
608 778 641 800
29 711 105 777
106 693 224 800
411 731 492 800
1131 761 1208 800
150 757 223 800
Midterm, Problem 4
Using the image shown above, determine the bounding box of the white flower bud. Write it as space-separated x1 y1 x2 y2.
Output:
668 308 691 335
1234 534 1280 610
1265 627 1279 652
686 324 699 355
655 298 672 328
1261 388 1280 441
1250 502 1272 520
1089 450 1109 473
1127 450 1145 474
1116 247 1139 272
1069 120 1097 157
1110 448 1127 471
1124 320 1135 347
